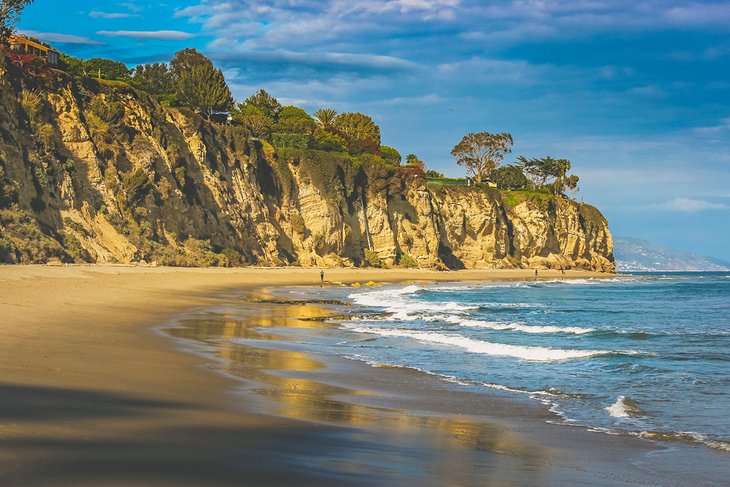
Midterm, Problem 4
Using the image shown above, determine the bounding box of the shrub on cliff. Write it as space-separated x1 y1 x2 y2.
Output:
170 48 233 120
492 165 528 190
363 249 383 268
399 253 419 268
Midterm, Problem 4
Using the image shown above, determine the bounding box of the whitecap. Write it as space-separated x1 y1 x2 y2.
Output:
445 316 597 335
341 325 611 361
606 395 644 418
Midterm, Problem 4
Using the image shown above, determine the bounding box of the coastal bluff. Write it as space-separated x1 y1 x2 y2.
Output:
0 53 614 271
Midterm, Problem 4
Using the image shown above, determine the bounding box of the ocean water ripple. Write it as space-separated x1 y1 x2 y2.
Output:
322 272 730 453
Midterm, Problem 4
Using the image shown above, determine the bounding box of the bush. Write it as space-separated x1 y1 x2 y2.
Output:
493 165 528 190
90 97 125 125
312 129 347 152
272 132 310 149
380 145 402 166
399 253 419 268
363 249 382 268
123 169 151 201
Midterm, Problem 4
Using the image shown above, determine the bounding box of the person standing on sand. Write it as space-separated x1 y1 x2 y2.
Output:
320 270 325 283
534 269 538 278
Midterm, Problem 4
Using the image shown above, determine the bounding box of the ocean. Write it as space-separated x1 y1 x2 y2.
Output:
276 273 730 453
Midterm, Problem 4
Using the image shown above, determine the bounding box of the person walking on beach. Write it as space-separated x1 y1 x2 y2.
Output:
320 270 325 283
534 269 538 278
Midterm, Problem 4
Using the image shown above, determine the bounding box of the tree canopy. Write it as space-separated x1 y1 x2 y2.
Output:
169 48 233 119
313 108 338 129
0 0 33 42
240 89 282 120
492 165 528 190
380 146 402 166
517 156 579 195
333 112 381 148
130 63 175 104
274 106 315 134
83 58 131 81
451 132 513 183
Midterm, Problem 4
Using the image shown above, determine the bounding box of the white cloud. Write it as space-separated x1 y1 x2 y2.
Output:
89 10 138 19
652 198 729 213
19 30 103 45
97 30 196 40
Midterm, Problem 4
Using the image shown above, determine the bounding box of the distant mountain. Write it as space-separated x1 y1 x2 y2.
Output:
614 237 730 272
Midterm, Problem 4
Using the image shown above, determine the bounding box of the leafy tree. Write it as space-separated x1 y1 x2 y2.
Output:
333 112 381 147
59 54 85 77
313 108 338 129
312 128 347 152
451 132 513 183
405 153 424 168
517 156 579 196
130 63 176 103
170 48 233 119
0 0 34 42
239 114 273 139
274 106 315 134
492 165 528 190
240 89 282 120
425 169 444 178
84 58 131 80
380 145 401 166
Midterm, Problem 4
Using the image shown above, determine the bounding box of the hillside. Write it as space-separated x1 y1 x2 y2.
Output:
0 51 615 271
614 237 729 272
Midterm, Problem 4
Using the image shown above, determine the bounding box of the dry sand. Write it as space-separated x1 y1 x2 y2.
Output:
1 265 717 486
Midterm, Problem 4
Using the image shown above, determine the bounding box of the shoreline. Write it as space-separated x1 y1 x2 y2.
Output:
1 265 727 486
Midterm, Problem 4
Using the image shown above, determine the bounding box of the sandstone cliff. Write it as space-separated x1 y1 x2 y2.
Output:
0 54 614 271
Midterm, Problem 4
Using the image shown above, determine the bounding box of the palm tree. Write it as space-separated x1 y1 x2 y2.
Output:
313 108 338 129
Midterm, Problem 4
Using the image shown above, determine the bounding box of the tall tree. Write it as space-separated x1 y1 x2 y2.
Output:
313 108 338 129
451 132 513 183
240 89 282 120
170 48 233 119
131 63 174 95
84 58 131 80
492 165 528 190
0 0 33 42
333 112 381 146
517 156 579 195
274 106 315 134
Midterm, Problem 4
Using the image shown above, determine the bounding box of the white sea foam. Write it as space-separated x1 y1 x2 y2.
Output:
445 316 597 335
342 324 610 361
606 396 644 418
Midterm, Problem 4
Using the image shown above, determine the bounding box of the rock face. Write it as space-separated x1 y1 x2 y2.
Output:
0 55 615 271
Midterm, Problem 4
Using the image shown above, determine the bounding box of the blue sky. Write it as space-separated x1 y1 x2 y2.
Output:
19 0 730 260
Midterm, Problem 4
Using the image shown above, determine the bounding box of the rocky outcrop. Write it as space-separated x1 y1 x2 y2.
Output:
0 55 614 271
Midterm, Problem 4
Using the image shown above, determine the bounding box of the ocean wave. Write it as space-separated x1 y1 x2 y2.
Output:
446 316 597 335
606 396 645 418
341 324 613 361
637 431 730 453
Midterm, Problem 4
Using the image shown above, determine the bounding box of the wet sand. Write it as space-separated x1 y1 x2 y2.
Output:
1 265 726 486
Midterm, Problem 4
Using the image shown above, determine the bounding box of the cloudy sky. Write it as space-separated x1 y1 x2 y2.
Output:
19 0 730 260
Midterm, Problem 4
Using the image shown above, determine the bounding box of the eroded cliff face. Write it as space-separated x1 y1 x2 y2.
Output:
0 56 614 271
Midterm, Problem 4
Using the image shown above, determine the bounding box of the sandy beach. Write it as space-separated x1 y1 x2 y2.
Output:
1 265 727 486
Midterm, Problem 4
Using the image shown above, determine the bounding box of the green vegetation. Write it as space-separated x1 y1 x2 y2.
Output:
313 108 338 129
130 63 176 105
399 253 419 268
517 155 580 196
0 0 34 42
363 249 382 268
170 48 234 119
451 132 513 184
84 58 131 80
492 164 528 190
501 190 553 210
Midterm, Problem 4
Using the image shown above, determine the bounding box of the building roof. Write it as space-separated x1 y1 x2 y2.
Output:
8 35 59 54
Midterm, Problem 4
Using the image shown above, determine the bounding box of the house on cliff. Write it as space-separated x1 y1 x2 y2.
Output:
8 36 59 66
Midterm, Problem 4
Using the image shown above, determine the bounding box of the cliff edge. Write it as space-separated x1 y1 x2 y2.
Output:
0 54 614 271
